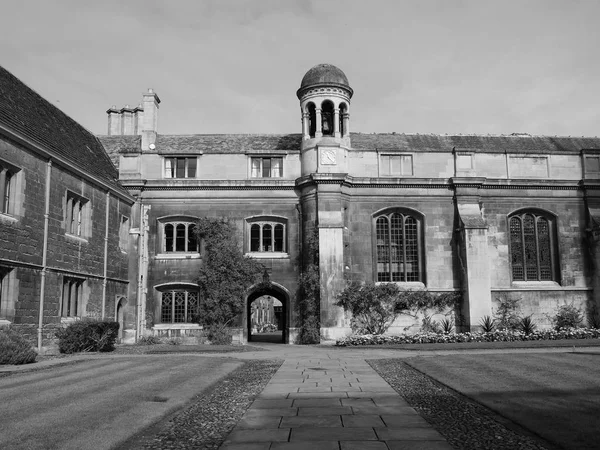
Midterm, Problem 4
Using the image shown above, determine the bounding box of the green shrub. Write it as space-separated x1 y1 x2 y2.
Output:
206 324 232 345
480 315 496 333
440 317 454 334
0 328 37 365
55 320 119 354
421 314 441 334
137 335 162 345
552 304 583 330
518 315 537 335
494 295 521 330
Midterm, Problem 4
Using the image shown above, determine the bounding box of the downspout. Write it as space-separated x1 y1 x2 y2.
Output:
101 191 110 319
136 199 144 341
37 160 52 353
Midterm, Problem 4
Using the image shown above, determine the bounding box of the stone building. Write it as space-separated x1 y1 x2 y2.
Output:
3 63 600 347
100 63 600 343
0 67 134 350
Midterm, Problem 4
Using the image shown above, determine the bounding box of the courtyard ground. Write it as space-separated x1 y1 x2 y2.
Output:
402 352 600 450
2 343 600 449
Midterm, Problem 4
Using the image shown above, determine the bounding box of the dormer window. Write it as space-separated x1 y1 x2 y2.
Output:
251 157 283 178
164 157 197 179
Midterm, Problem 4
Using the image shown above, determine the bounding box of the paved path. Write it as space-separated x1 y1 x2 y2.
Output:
219 352 452 450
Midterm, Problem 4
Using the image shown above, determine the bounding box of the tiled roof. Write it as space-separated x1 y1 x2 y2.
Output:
350 133 600 154
0 66 129 198
97 135 142 168
96 132 600 157
155 134 303 153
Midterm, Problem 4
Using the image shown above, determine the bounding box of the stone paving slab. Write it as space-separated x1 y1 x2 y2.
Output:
218 357 452 450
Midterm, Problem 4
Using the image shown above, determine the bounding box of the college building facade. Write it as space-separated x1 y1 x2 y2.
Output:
3 63 600 347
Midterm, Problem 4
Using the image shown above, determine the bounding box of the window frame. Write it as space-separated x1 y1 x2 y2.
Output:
159 288 199 324
0 266 15 322
250 156 284 178
245 217 288 258
163 156 198 179
157 217 200 259
372 208 425 284
0 159 22 218
60 277 85 319
64 191 90 239
379 153 414 177
508 210 560 283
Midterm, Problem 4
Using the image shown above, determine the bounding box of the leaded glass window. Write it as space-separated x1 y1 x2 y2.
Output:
161 290 199 323
375 211 422 282
248 220 287 253
509 212 556 281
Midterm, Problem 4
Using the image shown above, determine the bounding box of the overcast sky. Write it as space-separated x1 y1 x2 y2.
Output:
1 0 599 137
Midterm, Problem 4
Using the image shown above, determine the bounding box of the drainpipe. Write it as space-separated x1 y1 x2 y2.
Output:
37 160 52 353
136 201 149 340
101 191 110 319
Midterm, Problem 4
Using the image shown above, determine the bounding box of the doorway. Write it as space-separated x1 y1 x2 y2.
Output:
246 285 288 344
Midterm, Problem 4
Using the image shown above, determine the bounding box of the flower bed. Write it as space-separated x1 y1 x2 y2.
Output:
335 327 600 346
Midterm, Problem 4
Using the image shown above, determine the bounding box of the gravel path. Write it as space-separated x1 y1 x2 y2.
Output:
369 359 552 450
118 359 282 450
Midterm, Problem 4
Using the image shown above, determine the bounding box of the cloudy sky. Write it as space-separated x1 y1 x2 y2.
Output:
1 0 599 137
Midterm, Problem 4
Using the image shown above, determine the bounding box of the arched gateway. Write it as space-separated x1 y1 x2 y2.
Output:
245 282 290 344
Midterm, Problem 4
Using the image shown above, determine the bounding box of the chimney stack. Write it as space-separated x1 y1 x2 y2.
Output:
141 88 160 150
106 105 121 136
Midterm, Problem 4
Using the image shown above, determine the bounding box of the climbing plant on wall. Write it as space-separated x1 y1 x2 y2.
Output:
296 228 320 344
194 217 264 330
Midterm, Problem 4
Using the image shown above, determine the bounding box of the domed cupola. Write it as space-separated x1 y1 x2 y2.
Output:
297 64 353 141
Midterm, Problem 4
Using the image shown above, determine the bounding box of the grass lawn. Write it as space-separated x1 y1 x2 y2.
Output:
406 352 600 450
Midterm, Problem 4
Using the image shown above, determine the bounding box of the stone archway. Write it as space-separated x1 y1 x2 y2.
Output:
245 283 290 344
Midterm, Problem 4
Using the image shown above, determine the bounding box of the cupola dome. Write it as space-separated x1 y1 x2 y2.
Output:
297 64 353 99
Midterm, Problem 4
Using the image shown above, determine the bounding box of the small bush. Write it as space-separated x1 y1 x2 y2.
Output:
137 335 162 345
55 320 119 354
480 315 496 333
206 325 232 345
518 315 537 335
552 304 583 330
440 317 454 334
0 328 37 365
494 296 521 330
421 314 441 333
165 338 182 345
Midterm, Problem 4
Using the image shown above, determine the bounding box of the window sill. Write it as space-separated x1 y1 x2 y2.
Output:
511 281 561 289
375 281 426 290
0 319 12 326
245 252 289 259
60 316 80 324
155 253 201 260
65 233 88 243
153 323 203 329
0 212 18 224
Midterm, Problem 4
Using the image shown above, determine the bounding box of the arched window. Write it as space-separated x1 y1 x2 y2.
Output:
248 218 287 254
307 103 316 138
374 210 423 282
509 211 558 281
161 219 199 253
339 103 347 137
321 100 334 136
160 289 199 323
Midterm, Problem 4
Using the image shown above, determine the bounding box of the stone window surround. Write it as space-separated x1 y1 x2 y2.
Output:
507 209 560 284
64 190 91 240
372 207 425 284
245 216 289 258
156 216 200 259
119 215 129 252
60 276 86 319
163 156 198 179
155 283 200 325
0 266 17 323
377 151 414 177
250 156 284 179
0 158 23 220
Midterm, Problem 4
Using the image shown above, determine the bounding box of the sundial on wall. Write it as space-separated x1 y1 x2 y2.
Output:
320 148 337 165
